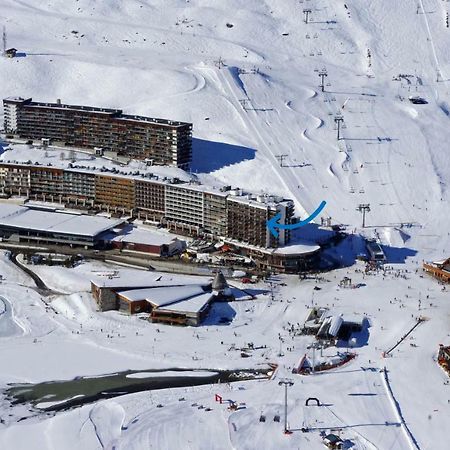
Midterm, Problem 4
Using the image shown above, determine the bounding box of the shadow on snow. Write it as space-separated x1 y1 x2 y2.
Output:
191 138 256 173
202 302 237 326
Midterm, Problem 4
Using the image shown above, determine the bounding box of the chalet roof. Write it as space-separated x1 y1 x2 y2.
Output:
157 292 214 314
117 285 206 308
91 269 211 289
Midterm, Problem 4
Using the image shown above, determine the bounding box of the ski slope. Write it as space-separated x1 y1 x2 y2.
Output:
0 1 450 449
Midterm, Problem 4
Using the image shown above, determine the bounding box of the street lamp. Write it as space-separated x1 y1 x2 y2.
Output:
278 379 294 434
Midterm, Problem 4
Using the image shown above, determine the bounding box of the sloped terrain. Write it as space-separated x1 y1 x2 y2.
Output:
0 1 449 449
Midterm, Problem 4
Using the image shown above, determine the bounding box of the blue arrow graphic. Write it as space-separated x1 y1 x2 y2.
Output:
267 200 327 238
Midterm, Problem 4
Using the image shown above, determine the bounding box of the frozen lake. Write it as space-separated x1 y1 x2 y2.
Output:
0 296 23 338
5 367 270 412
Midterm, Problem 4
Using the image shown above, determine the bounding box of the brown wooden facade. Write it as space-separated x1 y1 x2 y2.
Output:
95 175 135 211
0 162 298 256
423 259 450 282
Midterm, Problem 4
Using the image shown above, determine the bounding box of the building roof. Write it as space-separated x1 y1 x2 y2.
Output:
91 269 211 289
3 96 27 103
118 284 209 310
112 226 179 247
117 114 190 128
224 238 321 255
26 102 121 115
0 204 123 238
2 97 191 126
328 316 344 337
342 313 365 326
158 292 214 314
429 258 450 271
117 288 153 302
273 242 321 256
143 285 206 308
227 191 293 209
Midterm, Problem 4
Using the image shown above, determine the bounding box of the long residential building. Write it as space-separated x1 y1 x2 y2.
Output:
0 162 294 249
3 97 192 168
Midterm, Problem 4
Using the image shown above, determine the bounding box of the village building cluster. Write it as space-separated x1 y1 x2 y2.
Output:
0 97 326 272
0 159 295 249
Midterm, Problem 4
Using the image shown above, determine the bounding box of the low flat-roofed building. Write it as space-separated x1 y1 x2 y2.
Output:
224 240 321 273
111 226 186 256
0 204 124 248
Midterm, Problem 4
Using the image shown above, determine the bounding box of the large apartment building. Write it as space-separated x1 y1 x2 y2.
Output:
3 97 193 168
134 178 165 222
95 174 135 212
227 193 293 249
62 170 96 206
0 162 294 248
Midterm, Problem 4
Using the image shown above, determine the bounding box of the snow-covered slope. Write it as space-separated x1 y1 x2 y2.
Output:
1 1 450 449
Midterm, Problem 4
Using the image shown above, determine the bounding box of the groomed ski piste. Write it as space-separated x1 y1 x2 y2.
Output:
0 1 449 449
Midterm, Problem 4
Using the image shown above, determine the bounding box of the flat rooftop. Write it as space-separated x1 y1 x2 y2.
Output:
273 242 321 256
0 205 124 238
0 161 291 208
118 285 206 307
91 269 211 289
224 238 320 255
227 192 293 209
159 292 214 314
3 97 191 127
112 226 180 247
